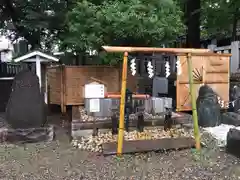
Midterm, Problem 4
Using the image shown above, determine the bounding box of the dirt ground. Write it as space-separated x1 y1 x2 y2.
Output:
0 114 240 180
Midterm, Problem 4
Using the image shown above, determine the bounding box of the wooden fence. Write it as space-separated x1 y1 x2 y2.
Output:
47 65 137 113
0 62 26 78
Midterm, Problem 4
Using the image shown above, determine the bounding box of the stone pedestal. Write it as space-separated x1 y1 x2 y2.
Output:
0 125 54 143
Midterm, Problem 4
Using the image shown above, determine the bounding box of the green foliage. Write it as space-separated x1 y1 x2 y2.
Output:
1 0 239 55
98 51 123 65
2 0 239 64
61 0 185 55
201 0 240 39
0 0 70 50
61 0 103 52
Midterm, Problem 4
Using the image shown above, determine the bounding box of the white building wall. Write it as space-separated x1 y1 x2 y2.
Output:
0 36 13 62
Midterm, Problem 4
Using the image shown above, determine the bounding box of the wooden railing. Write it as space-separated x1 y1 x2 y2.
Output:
208 41 240 73
0 63 26 78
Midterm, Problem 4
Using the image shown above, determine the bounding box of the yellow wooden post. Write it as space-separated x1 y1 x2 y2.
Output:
187 53 201 150
117 52 128 156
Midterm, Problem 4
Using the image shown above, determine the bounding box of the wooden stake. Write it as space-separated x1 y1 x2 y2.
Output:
187 53 201 150
117 52 128 156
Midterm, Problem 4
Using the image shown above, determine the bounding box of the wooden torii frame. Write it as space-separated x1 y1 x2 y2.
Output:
102 46 210 156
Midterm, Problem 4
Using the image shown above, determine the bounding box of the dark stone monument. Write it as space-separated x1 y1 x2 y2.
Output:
196 85 221 127
222 112 240 126
164 110 173 131
229 84 240 112
137 113 144 132
111 114 118 135
5 70 47 129
226 128 240 158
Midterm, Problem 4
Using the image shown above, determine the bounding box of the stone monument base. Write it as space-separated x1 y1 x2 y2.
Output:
0 125 54 143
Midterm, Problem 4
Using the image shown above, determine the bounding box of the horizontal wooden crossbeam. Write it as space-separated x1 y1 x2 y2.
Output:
102 46 210 54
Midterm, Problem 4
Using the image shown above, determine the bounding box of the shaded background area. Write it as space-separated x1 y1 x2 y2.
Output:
0 79 12 112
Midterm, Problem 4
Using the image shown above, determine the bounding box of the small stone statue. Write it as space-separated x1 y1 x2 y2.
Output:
196 85 221 127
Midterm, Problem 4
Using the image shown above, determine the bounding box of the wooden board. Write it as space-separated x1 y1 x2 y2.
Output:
177 83 203 111
47 67 62 105
176 55 230 111
65 66 120 105
102 137 195 155
72 119 167 130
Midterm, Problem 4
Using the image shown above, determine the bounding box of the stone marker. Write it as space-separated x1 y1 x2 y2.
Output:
196 85 221 127
226 128 240 158
222 112 240 126
5 70 47 129
230 84 240 112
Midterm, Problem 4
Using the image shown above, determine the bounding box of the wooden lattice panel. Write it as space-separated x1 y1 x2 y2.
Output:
177 55 205 83
176 54 230 111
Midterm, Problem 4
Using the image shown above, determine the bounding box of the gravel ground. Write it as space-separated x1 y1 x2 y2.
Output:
0 131 240 180
0 113 240 180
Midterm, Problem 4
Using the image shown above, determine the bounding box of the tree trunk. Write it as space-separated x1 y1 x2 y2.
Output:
185 0 201 48
28 32 41 51
75 54 80 65
81 53 86 65
232 9 239 41
74 52 87 65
